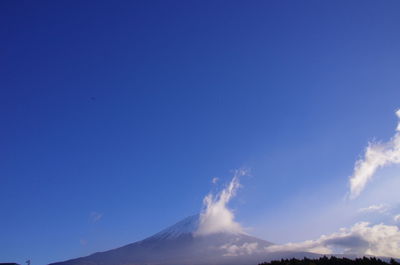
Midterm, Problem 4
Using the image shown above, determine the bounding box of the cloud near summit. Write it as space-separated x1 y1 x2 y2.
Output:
195 170 246 236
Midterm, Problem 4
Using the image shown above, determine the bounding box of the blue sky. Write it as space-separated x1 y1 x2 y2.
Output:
1 1 400 264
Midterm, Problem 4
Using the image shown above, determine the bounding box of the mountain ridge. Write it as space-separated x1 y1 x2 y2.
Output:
49 215 319 265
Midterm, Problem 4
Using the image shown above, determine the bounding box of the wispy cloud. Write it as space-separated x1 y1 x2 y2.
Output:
195 169 247 236
349 109 400 199
89 211 103 223
358 204 389 214
394 214 400 223
80 239 88 246
266 222 400 258
212 177 219 184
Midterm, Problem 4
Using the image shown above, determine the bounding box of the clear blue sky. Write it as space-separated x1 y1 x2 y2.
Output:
1 1 400 264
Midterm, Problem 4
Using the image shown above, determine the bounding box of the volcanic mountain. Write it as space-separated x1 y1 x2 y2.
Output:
49 214 319 265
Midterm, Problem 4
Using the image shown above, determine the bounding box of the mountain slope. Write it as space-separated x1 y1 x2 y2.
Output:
49 215 319 265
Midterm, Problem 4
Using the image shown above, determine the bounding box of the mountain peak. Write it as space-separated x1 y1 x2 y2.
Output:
149 214 200 240
49 215 322 265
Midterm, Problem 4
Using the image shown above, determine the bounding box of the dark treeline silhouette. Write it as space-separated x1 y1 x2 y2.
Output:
260 257 399 265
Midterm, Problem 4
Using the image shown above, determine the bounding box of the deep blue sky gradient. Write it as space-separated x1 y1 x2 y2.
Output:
1 1 400 264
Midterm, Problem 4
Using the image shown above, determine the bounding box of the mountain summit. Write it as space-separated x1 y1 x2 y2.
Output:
149 215 200 240
49 215 318 265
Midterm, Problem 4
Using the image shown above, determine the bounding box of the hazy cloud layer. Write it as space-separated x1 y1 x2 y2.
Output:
358 204 389 214
349 109 400 199
195 170 246 236
266 222 400 258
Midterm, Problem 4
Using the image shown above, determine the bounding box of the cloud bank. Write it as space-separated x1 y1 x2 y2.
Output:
220 242 259 256
349 109 400 199
266 222 400 258
195 170 246 236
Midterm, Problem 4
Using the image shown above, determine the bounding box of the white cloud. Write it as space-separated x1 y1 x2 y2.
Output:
358 204 389 214
221 242 259 256
394 215 400 223
349 109 400 199
89 211 103 223
398 109 400 131
212 177 219 184
266 222 400 258
195 169 247 236
265 239 332 255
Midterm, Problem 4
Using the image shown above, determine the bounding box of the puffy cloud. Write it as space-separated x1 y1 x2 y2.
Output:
89 211 103 223
212 177 219 184
349 109 400 199
221 242 259 256
195 170 247 236
358 204 389 214
265 222 400 258
394 215 400 223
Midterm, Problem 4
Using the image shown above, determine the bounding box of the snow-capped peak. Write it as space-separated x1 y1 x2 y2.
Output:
149 214 200 240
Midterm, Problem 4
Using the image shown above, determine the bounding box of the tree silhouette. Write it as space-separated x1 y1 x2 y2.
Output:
259 256 399 265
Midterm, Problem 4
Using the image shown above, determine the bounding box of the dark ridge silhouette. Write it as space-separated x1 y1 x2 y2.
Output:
259 257 400 265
